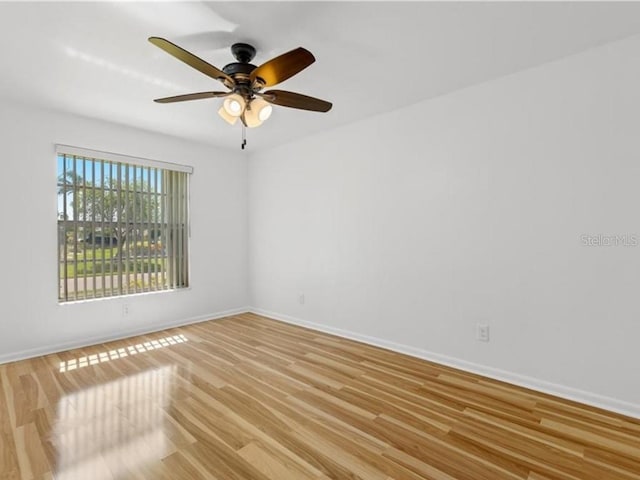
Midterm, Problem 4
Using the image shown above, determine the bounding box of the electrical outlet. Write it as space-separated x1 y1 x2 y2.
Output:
122 304 131 317
477 324 490 342
298 294 305 305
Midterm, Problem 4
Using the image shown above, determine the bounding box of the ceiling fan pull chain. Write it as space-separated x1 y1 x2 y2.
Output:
241 123 247 150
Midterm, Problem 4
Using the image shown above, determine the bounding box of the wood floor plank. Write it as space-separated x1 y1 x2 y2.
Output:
0 368 21 480
0 312 638 479
237 441 320 480
161 451 219 480
12 422 50 480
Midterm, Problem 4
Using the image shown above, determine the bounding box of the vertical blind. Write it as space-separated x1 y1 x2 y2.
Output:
56 146 191 302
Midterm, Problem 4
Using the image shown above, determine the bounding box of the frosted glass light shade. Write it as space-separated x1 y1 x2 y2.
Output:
244 97 273 128
255 97 273 121
222 94 245 117
218 106 238 125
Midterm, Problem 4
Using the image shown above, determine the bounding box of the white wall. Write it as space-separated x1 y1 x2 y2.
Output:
0 100 248 362
248 35 640 415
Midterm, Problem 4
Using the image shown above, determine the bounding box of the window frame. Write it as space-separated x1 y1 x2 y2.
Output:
56 145 192 303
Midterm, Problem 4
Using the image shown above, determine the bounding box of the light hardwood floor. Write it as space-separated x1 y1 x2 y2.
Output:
1 313 639 479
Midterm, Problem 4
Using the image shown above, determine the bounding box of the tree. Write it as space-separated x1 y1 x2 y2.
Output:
58 170 160 259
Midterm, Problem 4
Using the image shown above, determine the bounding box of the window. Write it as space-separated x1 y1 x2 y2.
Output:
57 145 192 302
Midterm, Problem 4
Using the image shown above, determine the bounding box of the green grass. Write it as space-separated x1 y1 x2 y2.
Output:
60 245 166 278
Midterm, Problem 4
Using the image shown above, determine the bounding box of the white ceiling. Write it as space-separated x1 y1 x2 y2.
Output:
2 2 640 152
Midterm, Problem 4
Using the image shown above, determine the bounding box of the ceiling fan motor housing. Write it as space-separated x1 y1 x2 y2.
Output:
223 43 259 90
222 62 257 76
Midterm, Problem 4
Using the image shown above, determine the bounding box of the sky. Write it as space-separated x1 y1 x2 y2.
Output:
57 154 164 220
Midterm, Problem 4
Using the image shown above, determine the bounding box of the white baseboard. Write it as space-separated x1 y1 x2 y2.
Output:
249 307 640 420
0 306 250 365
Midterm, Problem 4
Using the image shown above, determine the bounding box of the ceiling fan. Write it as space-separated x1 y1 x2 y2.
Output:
148 37 332 131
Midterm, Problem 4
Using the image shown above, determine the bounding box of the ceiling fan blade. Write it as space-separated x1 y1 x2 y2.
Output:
149 37 234 88
250 47 315 87
154 91 231 103
263 90 332 112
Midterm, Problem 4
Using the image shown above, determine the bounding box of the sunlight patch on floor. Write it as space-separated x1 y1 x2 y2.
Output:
55 365 177 479
59 334 188 372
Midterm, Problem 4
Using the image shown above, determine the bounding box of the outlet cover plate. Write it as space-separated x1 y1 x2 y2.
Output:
477 324 490 342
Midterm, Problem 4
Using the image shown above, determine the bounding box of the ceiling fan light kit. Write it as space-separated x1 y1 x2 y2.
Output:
149 37 332 148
